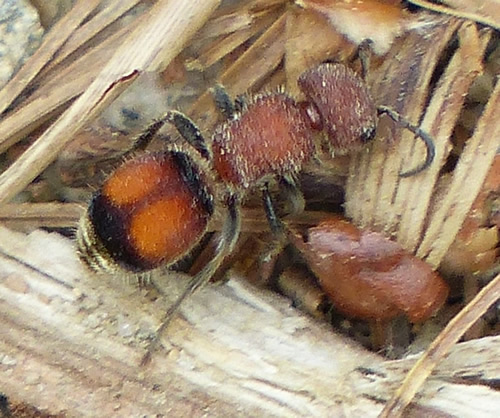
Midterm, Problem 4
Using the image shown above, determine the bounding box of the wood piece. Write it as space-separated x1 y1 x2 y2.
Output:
0 203 346 232
397 23 487 252
0 227 500 417
380 273 500 416
344 18 497 269
0 226 498 416
417 75 500 265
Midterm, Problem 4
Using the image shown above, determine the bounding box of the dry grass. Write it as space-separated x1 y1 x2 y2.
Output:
0 1 498 416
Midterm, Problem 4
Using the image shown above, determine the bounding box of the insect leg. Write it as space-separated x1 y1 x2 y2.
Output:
141 194 241 365
130 110 211 160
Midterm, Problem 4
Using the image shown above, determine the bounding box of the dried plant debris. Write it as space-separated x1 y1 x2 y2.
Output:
29 0 75 29
0 0 221 205
288 216 449 323
441 154 499 278
346 22 498 266
380 273 500 417
0 0 102 116
0 1 498 415
408 0 500 30
0 0 44 89
0 226 499 416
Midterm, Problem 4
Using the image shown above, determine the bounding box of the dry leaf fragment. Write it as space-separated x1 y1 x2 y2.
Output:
408 0 500 30
289 216 449 322
296 0 412 55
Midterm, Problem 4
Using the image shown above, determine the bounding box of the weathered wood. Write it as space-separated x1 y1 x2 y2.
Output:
0 226 498 417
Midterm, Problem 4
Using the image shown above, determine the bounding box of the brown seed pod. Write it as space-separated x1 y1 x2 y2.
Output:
288 215 449 322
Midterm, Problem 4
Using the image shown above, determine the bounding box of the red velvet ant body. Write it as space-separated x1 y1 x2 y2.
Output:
76 62 435 361
77 63 389 273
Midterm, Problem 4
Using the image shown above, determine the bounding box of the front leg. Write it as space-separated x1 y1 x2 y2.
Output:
130 110 211 160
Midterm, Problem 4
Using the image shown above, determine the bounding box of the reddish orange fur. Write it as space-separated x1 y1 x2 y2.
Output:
97 154 211 268
212 93 314 188
103 156 178 206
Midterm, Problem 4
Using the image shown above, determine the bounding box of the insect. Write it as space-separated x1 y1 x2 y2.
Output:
76 62 435 361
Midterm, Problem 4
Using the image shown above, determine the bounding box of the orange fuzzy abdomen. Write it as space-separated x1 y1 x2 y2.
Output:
212 93 315 189
90 152 213 271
